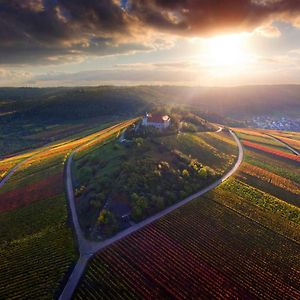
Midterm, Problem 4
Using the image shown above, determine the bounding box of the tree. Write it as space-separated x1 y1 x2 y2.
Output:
198 167 208 179
134 137 144 147
97 209 116 226
130 193 148 221
182 169 190 177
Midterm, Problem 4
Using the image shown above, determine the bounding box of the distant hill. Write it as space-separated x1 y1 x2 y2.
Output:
0 85 299 123
150 85 300 119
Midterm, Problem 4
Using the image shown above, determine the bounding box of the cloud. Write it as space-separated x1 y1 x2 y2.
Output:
0 0 150 65
0 68 32 86
26 62 202 86
255 24 281 38
1 0 300 65
130 0 300 35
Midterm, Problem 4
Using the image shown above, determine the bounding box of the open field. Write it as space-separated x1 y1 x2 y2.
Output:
0 120 136 299
74 128 300 298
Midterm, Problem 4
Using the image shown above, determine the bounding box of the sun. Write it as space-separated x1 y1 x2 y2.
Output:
202 34 251 67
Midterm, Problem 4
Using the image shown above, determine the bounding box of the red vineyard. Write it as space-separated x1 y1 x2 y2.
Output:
74 200 300 300
243 140 300 163
0 173 63 212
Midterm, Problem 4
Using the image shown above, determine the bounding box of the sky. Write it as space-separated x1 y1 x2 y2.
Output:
1 0 300 87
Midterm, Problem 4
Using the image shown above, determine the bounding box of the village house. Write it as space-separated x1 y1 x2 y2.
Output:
142 113 171 129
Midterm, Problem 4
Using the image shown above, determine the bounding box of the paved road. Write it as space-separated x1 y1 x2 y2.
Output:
265 133 300 156
0 162 25 189
0 137 83 189
59 129 243 300
215 126 223 133
0 147 48 189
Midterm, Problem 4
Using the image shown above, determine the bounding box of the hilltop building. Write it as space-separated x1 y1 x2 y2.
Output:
142 113 171 129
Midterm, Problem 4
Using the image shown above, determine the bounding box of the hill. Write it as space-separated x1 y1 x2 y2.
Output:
1 84 299 126
149 84 300 119
2 84 299 156
72 113 235 239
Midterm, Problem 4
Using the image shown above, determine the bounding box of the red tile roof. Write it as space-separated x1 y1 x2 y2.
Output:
147 114 169 123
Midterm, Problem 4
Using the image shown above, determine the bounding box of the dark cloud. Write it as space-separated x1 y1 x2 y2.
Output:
0 0 300 65
0 0 137 64
130 0 300 35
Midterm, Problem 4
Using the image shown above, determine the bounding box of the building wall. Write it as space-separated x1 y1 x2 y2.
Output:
142 117 148 126
142 117 171 129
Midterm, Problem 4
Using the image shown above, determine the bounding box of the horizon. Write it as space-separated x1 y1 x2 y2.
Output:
3 83 300 89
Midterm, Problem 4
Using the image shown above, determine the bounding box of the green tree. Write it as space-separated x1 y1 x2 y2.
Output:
198 167 208 179
182 169 190 177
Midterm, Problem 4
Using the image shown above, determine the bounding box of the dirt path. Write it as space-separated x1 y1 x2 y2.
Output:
59 129 243 300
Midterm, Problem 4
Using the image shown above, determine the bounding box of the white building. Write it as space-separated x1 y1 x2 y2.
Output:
142 113 171 129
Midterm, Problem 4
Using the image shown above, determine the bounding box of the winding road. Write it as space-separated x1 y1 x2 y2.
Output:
59 129 244 300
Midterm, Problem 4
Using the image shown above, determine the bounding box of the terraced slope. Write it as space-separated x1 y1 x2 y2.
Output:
0 120 135 300
74 128 300 299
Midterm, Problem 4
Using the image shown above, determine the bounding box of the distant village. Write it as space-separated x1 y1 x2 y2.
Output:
249 116 300 132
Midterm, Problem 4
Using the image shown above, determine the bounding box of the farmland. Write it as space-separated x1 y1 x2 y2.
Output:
265 130 300 153
223 129 300 236
74 190 300 299
74 128 300 299
0 120 135 299
1 111 299 299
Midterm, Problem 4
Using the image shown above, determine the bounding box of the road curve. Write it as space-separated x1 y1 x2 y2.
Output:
59 129 244 300
0 162 25 189
265 133 300 156
0 137 84 190
0 149 44 189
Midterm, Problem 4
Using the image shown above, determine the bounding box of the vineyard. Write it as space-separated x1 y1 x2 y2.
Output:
237 130 294 154
0 120 135 299
0 148 41 181
242 140 300 163
219 129 300 236
74 128 300 299
240 162 300 198
159 130 238 174
267 130 300 153
74 193 300 299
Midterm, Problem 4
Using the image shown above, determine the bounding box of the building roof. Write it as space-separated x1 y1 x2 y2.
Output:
147 114 170 123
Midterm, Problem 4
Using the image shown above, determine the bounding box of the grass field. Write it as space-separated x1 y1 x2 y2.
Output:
0 120 135 299
74 128 300 298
